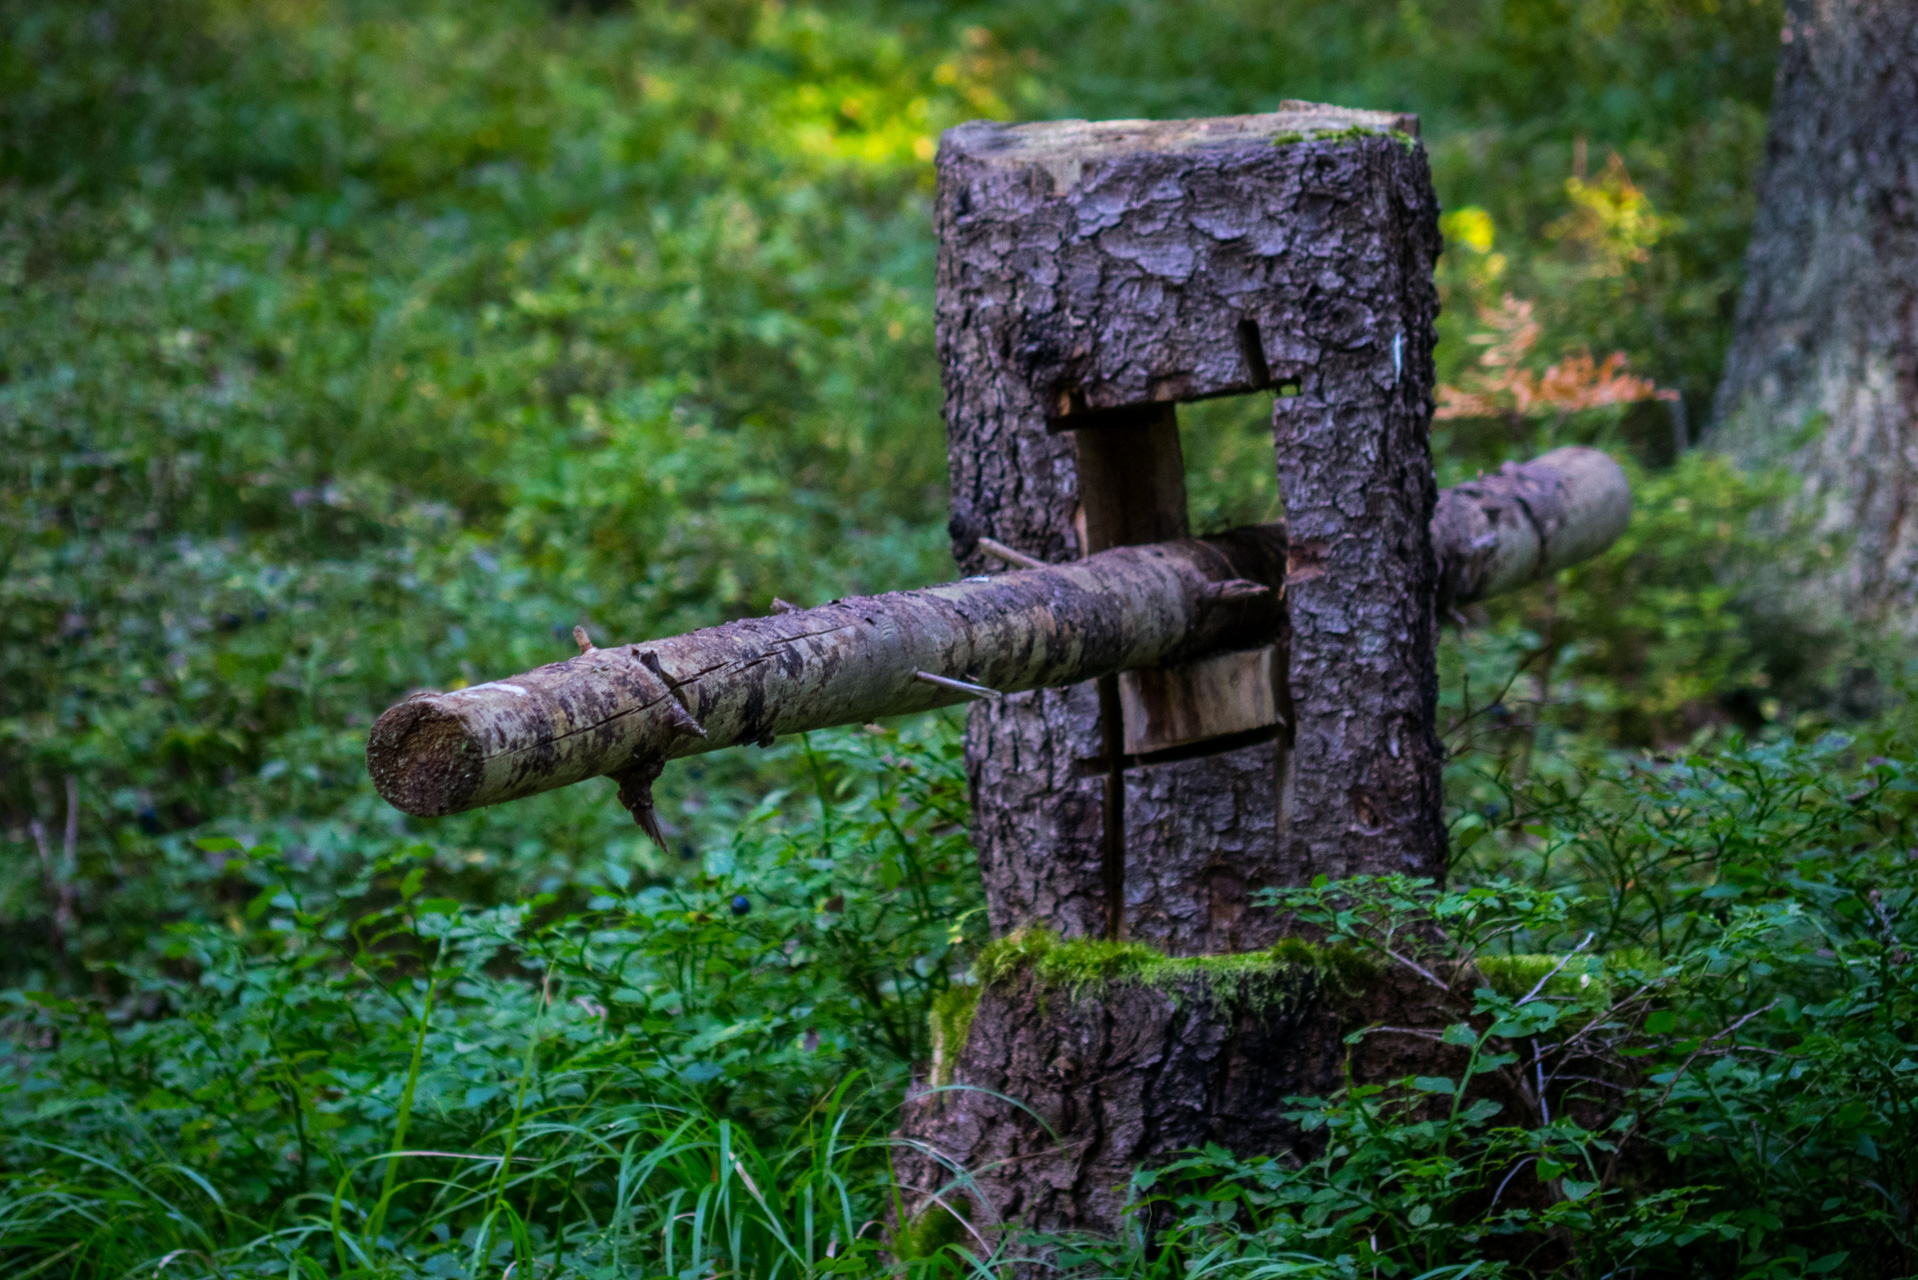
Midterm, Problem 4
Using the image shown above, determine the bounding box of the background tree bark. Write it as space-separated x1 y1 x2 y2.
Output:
1711 0 1918 626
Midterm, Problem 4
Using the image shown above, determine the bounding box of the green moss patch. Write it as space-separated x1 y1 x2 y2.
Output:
1271 126 1421 152
892 1200 974 1260
1474 952 1611 1000
927 983 981 1087
973 928 1376 1009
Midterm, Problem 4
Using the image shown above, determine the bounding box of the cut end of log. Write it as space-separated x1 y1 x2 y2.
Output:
365 698 484 817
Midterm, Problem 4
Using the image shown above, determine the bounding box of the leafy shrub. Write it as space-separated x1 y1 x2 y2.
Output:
0 724 983 1276
1042 736 1916 1279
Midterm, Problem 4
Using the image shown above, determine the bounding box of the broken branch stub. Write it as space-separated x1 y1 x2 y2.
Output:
366 526 1288 831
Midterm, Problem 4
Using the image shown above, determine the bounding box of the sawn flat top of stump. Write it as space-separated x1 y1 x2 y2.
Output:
941 101 1419 167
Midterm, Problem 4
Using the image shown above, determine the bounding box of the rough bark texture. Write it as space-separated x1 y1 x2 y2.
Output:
1122 737 1286 954
1711 0 1918 626
894 960 1460 1238
366 530 1285 818
967 683 1110 942
936 106 1443 954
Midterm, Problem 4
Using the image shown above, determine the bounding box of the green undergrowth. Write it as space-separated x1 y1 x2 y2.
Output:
972 928 1377 1007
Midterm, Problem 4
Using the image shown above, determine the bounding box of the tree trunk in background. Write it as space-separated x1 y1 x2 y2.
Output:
1711 0 1918 627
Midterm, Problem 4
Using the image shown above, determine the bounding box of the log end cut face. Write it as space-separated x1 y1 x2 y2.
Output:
366 697 485 817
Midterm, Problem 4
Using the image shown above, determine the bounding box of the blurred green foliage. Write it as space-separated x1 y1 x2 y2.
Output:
9 0 1908 1275
0 0 1792 983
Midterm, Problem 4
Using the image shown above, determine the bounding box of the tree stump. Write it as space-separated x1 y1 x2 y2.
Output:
901 950 1452 1238
897 104 1445 1238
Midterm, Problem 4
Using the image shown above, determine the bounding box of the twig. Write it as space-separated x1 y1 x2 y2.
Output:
1517 932 1595 1006
30 776 80 977
1382 946 1452 993
976 537 1044 570
915 671 1002 701
1600 998 1780 1192
63 774 78 875
1489 1156 1538 1211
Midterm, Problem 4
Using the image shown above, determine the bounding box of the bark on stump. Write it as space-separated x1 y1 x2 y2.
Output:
937 106 1443 957
897 105 1446 1239
897 956 1456 1239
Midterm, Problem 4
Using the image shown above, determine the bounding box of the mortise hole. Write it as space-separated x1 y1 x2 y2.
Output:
1276 379 1302 398
1179 393 1284 534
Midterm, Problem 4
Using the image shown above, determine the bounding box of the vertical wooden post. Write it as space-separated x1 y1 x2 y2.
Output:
901 105 1445 1236
940 107 1443 956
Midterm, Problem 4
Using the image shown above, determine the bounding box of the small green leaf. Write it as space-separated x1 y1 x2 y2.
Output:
1411 1075 1457 1095
1407 1203 1432 1226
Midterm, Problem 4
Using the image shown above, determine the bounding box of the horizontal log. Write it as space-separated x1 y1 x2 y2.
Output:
366 448 1631 834
1432 445 1631 608
367 527 1288 835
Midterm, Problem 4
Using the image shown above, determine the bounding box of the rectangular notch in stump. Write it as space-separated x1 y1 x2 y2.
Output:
1065 403 1185 938
1066 403 1285 760
1066 403 1189 550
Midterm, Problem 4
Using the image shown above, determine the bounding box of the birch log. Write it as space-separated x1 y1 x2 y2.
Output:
367 527 1287 837
1432 446 1631 609
365 448 1629 835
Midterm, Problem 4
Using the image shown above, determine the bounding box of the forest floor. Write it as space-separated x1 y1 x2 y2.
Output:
2 1 1911 1275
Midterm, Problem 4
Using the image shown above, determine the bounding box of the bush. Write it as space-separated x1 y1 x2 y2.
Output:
1041 736 1917 1278
1 724 984 1276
